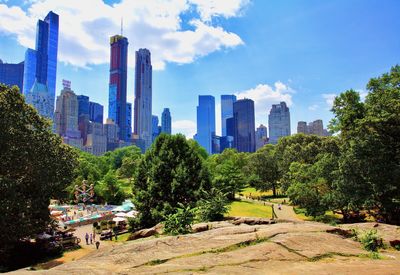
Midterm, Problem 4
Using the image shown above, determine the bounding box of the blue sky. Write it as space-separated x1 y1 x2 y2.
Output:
1 0 399 137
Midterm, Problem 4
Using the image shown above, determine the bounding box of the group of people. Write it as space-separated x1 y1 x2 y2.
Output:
85 232 100 249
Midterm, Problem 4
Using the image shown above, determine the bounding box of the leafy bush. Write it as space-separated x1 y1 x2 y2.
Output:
196 189 230 222
163 204 195 235
359 229 385 252
128 217 142 233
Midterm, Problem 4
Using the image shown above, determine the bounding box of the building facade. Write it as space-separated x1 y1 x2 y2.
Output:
23 11 59 120
104 118 120 151
221 95 236 136
233 99 255 153
126 102 132 141
134 49 152 151
152 115 160 142
0 60 24 91
89 101 103 124
161 108 172 134
195 95 215 154
297 119 328 136
255 124 268 150
108 35 128 141
268 102 291 144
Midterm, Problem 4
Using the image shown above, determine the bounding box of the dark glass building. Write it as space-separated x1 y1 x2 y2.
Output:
161 108 171 134
152 115 160 142
195 95 215 154
221 95 236 136
0 60 24 92
109 35 128 141
23 11 59 120
126 102 132 140
233 99 255 153
89 101 104 124
77 95 90 117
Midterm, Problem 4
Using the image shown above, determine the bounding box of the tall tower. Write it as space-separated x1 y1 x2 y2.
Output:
161 108 172 134
108 35 128 141
268 102 291 144
233 99 255 153
23 11 59 120
195 95 215 154
221 95 236 136
134 48 152 150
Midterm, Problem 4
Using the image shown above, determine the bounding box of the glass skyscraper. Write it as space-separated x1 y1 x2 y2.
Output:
268 101 291 144
126 102 132 141
221 95 237 136
23 11 59 120
195 95 215 154
0 60 24 92
77 95 90 118
152 115 160 142
134 49 152 150
161 108 171 134
109 35 128 141
90 101 104 124
233 99 255 153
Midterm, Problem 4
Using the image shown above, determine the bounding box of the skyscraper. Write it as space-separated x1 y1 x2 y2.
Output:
89 101 104 124
221 95 237 136
126 102 132 141
233 99 255 153
23 11 59 120
297 119 327 136
77 95 90 118
195 95 215 154
0 60 24 91
255 124 268 150
152 115 160 142
134 48 152 150
161 108 172 134
268 102 291 144
297 121 308 134
108 35 128 141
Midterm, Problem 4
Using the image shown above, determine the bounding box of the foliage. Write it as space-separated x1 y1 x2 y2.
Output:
0 84 77 270
133 134 211 228
196 188 230 222
163 204 195 235
358 229 385 252
95 171 126 205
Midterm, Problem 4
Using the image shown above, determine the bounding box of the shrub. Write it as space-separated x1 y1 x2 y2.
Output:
163 204 195 235
128 217 142 233
359 229 385 252
196 189 230 222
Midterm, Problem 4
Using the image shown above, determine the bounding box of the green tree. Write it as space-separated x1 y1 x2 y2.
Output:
248 145 280 196
103 145 142 171
196 188 230 222
95 171 126 205
0 85 77 267
132 134 211 228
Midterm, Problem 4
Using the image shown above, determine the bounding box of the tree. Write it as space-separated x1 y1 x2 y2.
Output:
103 145 142 171
95 171 126 205
132 134 211 228
0 85 77 267
196 188 230 222
117 151 142 179
248 145 280 196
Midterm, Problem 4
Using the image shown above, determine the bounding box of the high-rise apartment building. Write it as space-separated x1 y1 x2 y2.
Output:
221 95 237 136
134 49 152 150
195 95 215 154
268 102 291 144
297 119 328 136
255 124 268 150
23 11 59 120
0 60 24 91
104 118 120 151
297 121 308 134
89 101 104 124
161 108 172 134
233 99 255 152
108 35 128 141
84 122 107 156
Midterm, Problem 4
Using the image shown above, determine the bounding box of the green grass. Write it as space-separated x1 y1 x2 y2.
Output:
113 233 130 242
239 187 273 198
293 207 341 224
226 200 273 218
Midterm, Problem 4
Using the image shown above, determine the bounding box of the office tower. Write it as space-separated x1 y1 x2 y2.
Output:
134 48 152 151
104 118 120 151
221 95 237 136
89 101 104 124
268 102 291 144
212 135 221 154
77 95 90 118
233 99 255 153
0 60 24 91
195 95 215 154
126 102 132 140
54 82 82 148
108 35 128 141
297 121 308 134
161 108 172 134
84 122 107 156
152 115 160 142
23 11 59 119
255 124 268 150
23 81 53 119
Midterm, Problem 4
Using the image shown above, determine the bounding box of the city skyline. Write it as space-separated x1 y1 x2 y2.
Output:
1 0 399 137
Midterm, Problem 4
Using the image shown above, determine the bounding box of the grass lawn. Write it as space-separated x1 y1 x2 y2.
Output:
239 187 273 198
226 200 273 218
293 207 342 224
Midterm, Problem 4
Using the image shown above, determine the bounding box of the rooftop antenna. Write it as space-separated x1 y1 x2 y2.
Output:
121 17 123 36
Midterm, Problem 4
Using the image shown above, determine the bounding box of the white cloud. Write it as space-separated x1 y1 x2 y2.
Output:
0 0 247 69
308 104 318 111
235 82 294 126
172 119 196 138
322 93 336 107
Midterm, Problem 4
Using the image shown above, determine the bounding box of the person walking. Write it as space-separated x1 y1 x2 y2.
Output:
85 232 89 245
90 233 93 244
95 241 100 250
